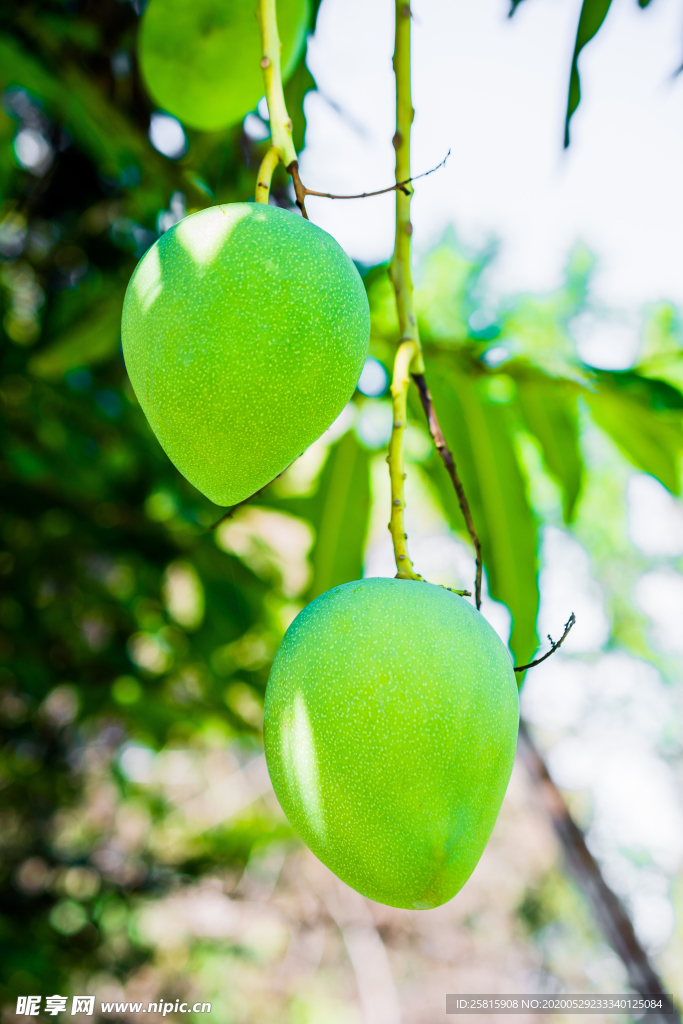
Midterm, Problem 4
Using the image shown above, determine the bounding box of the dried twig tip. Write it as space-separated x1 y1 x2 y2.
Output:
514 612 577 673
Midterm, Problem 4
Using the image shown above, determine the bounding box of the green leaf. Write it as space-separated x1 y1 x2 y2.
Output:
565 0 613 147
305 431 371 599
259 431 371 601
636 302 683 395
585 380 683 494
28 290 125 380
513 373 583 522
366 265 399 346
419 359 539 664
605 369 683 411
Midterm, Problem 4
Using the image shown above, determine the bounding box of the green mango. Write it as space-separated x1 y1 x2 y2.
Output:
264 577 519 909
121 204 369 507
139 0 310 131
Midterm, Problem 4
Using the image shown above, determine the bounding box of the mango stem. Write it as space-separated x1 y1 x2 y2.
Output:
385 0 423 581
256 0 300 209
388 340 422 580
388 0 424 375
255 146 282 204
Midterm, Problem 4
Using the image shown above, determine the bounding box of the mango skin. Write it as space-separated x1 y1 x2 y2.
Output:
264 577 519 909
121 204 369 507
139 0 309 131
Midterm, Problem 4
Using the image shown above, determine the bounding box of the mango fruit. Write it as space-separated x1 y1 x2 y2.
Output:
122 204 369 506
264 577 519 909
139 0 309 131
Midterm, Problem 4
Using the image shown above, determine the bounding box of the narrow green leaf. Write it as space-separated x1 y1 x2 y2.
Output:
306 431 371 599
585 385 683 494
565 0 613 147
514 375 583 522
183 170 215 201
605 369 683 412
420 359 539 664
259 431 371 601
28 290 125 380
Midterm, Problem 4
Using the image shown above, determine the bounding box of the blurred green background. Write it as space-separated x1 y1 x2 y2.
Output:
1 0 683 1021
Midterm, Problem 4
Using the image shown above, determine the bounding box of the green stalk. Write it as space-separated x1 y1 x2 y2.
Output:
387 0 423 578
255 0 298 203
389 0 424 375
254 146 281 204
388 340 422 580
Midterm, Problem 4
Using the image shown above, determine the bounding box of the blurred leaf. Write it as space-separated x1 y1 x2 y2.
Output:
416 235 490 344
28 289 125 380
636 302 683 394
262 431 371 599
513 373 583 522
306 431 371 598
565 0 613 147
420 358 539 663
585 378 683 493
182 170 215 201
0 33 172 187
308 0 326 23
14 7 102 55
283 59 316 153
500 246 594 382
366 265 399 346
606 369 683 411
0 103 14 193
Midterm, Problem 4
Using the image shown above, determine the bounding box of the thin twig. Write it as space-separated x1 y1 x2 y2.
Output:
287 160 309 220
518 723 680 1020
298 150 451 203
411 372 483 609
514 612 576 673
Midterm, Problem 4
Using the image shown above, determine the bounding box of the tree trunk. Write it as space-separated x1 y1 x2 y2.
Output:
518 722 679 1024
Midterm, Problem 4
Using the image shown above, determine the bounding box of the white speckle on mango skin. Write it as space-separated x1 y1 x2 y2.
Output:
121 204 370 507
264 577 520 910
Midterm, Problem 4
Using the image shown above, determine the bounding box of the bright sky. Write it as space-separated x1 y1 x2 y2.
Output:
302 0 683 321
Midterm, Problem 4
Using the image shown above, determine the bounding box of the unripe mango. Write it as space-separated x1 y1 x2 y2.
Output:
122 204 369 507
139 0 309 131
264 577 519 909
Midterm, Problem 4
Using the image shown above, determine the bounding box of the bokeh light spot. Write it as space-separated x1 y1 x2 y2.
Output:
148 112 188 160
357 357 388 397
